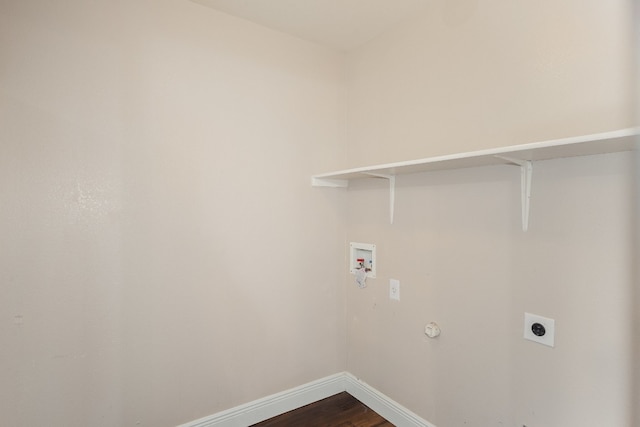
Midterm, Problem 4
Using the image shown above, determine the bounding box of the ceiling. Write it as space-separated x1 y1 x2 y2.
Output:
190 0 428 51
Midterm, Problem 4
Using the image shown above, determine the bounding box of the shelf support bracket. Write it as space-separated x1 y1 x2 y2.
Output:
311 177 348 188
495 156 533 231
364 173 396 224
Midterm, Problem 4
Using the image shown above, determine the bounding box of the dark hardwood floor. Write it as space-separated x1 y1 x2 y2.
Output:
250 392 394 426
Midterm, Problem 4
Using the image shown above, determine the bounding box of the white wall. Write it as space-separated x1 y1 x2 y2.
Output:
344 0 637 426
346 154 634 426
0 1 347 426
632 4 640 426
346 0 635 166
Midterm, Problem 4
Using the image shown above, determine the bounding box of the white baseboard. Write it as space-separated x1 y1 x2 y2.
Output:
178 372 436 427
178 373 345 427
344 373 437 427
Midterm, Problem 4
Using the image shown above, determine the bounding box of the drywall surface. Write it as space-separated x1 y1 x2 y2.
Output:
634 147 640 427
346 0 636 167
0 1 347 426
346 153 634 427
344 1 637 426
632 4 640 425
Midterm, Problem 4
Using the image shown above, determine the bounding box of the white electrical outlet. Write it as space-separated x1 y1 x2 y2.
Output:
390 279 400 301
524 312 555 347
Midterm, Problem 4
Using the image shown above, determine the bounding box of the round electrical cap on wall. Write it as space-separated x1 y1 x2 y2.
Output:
425 322 441 338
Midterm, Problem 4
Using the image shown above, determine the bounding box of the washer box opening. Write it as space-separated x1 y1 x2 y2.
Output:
350 242 376 278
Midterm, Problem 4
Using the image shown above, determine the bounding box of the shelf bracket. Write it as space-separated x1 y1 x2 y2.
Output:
495 156 533 231
364 173 396 224
311 177 348 188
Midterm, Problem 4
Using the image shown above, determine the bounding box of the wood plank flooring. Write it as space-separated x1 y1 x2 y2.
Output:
250 392 394 426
